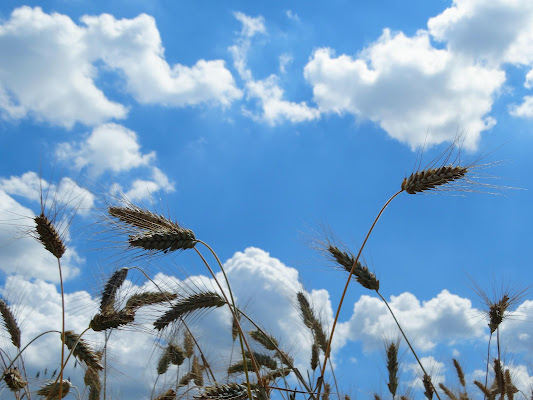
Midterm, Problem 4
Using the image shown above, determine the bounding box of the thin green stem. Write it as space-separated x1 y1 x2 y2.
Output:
317 190 403 398
376 291 442 400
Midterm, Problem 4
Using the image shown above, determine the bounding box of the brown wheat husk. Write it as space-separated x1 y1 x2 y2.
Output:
36 380 71 399
90 308 135 332
63 330 103 370
249 329 279 351
386 342 399 398
155 389 177 400
401 166 468 194
100 268 129 312
453 359 466 388
439 383 457 400
3 368 27 391
195 383 254 400
0 298 21 348
153 291 226 331
125 291 177 310
34 213 66 259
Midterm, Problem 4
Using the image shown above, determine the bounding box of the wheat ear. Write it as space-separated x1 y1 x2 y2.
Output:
34 213 66 259
386 341 399 398
3 368 27 392
401 166 468 194
153 291 226 331
196 383 254 400
439 383 457 400
125 291 178 310
0 298 21 348
100 267 128 312
89 309 135 332
36 380 71 399
62 330 103 370
84 366 101 400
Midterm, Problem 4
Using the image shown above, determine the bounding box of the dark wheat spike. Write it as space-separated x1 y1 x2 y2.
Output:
36 380 71 399
439 383 457 400
89 309 135 332
328 246 379 291
184 331 194 358
310 340 319 370
154 292 226 331
63 331 103 370
34 213 66 259
488 295 510 333
244 351 277 370
473 381 492 399
453 359 466 388
195 383 254 400
84 367 101 400
125 292 177 310
100 267 129 312
373 394 382 400
423 374 434 400
0 298 21 348
157 348 171 375
109 206 177 231
249 329 279 351
155 389 177 400
296 292 314 329
494 359 505 396
505 369 518 400
262 367 291 384
168 343 186 366
192 355 204 386
129 230 196 252
3 368 27 391
386 342 399 398
401 165 468 194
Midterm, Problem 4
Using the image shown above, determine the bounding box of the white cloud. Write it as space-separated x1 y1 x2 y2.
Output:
286 10 300 23
304 30 504 150
428 0 533 66
336 290 484 352
57 123 155 176
0 6 127 127
279 53 293 74
230 12 319 125
233 12 266 38
82 12 242 107
509 96 533 118
0 171 95 215
406 356 446 389
125 166 175 200
0 7 242 128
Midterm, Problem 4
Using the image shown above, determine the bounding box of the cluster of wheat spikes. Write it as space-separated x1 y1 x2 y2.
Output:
0 145 523 400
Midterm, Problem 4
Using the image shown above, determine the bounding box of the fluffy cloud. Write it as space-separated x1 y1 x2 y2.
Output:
124 166 175 200
0 7 127 127
336 290 484 352
0 171 95 215
0 7 241 128
230 12 319 125
57 123 155 176
304 30 503 150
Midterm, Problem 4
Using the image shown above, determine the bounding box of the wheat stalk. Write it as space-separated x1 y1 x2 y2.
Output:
0 298 21 348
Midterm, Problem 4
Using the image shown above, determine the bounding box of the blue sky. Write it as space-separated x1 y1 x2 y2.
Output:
0 1 532 399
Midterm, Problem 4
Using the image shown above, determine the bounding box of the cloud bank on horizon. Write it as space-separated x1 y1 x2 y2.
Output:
1 2 533 149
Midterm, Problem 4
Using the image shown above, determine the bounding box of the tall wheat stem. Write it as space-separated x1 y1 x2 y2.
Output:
194 243 261 398
317 190 402 397
56 258 66 400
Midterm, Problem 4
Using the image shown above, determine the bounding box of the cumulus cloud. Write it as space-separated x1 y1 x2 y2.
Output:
230 12 319 125
336 290 484 352
0 7 241 128
0 6 127 127
304 30 503 150
57 123 155 176
0 171 95 215
125 166 175 200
